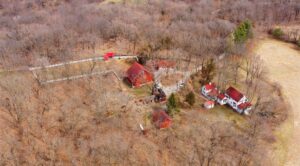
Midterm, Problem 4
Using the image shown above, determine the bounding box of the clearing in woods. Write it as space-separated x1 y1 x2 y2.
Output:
254 38 300 166
32 59 132 84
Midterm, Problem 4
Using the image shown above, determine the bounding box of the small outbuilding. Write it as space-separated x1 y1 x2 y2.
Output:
126 62 153 87
152 109 172 129
103 52 115 60
204 100 215 109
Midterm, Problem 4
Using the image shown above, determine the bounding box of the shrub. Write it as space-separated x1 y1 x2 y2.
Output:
233 20 252 43
185 92 195 106
271 28 284 39
297 39 300 47
167 93 180 116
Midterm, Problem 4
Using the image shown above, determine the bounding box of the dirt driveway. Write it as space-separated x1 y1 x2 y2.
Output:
255 38 300 166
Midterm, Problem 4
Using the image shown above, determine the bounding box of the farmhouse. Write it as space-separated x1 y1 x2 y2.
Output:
152 109 172 129
225 87 252 115
126 62 153 87
201 82 219 100
201 83 252 115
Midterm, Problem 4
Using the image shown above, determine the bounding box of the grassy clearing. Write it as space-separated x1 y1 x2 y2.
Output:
273 115 293 166
34 59 130 82
253 37 299 165
210 105 247 127
129 84 152 97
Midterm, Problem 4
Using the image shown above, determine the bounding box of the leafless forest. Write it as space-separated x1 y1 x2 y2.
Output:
0 0 299 165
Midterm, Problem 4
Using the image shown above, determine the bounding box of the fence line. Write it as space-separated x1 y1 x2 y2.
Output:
40 70 121 84
29 55 138 71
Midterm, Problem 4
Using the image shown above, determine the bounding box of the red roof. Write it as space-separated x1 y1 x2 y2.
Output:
105 52 115 57
155 60 175 68
205 83 216 91
103 52 115 61
127 62 153 87
226 87 244 102
217 93 226 100
205 100 215 105
208 88 219 97
238 102 252 110
152 110 172 129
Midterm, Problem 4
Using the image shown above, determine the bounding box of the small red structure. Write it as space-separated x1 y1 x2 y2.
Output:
204 100 215 109
126 62 153 87
154 60 175 70
152 109 172 129
103 52 115 61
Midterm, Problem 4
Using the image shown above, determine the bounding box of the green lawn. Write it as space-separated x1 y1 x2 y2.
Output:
129 84 152 97
210 105 247 127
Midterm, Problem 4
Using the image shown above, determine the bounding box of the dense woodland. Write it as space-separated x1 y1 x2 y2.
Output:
0 0 299 165
0 0 299 67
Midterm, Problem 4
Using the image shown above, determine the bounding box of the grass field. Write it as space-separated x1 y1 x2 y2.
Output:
254 37 299 166
34 59 131 83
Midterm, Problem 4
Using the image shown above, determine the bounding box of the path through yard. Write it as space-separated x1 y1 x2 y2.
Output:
255 38 300 166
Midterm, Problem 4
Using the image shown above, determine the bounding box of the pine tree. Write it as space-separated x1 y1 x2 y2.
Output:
167 93 180 116
233 20 252 43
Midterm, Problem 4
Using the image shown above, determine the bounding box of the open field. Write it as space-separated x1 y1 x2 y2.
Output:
34 59 132 83
254 38 300 166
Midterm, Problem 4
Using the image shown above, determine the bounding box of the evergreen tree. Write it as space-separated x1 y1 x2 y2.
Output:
233 20 252 43
167 93 180 116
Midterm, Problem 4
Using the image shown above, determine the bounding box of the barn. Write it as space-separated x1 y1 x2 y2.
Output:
126 62 153 87
152 109 172 129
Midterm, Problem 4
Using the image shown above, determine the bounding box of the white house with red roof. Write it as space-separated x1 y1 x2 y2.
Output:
225 87 252 115
201 82 219 101
201 83 252 115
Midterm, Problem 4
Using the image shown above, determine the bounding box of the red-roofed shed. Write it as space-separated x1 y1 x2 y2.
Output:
152 110 172 129
126 62 153 87
104 52 115 60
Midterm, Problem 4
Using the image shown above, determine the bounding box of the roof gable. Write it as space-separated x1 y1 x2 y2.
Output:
238 102 252 110
127 62 151 81
152 110 172 128
226 87 244 102
205 83 216 91
217 93 226 100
